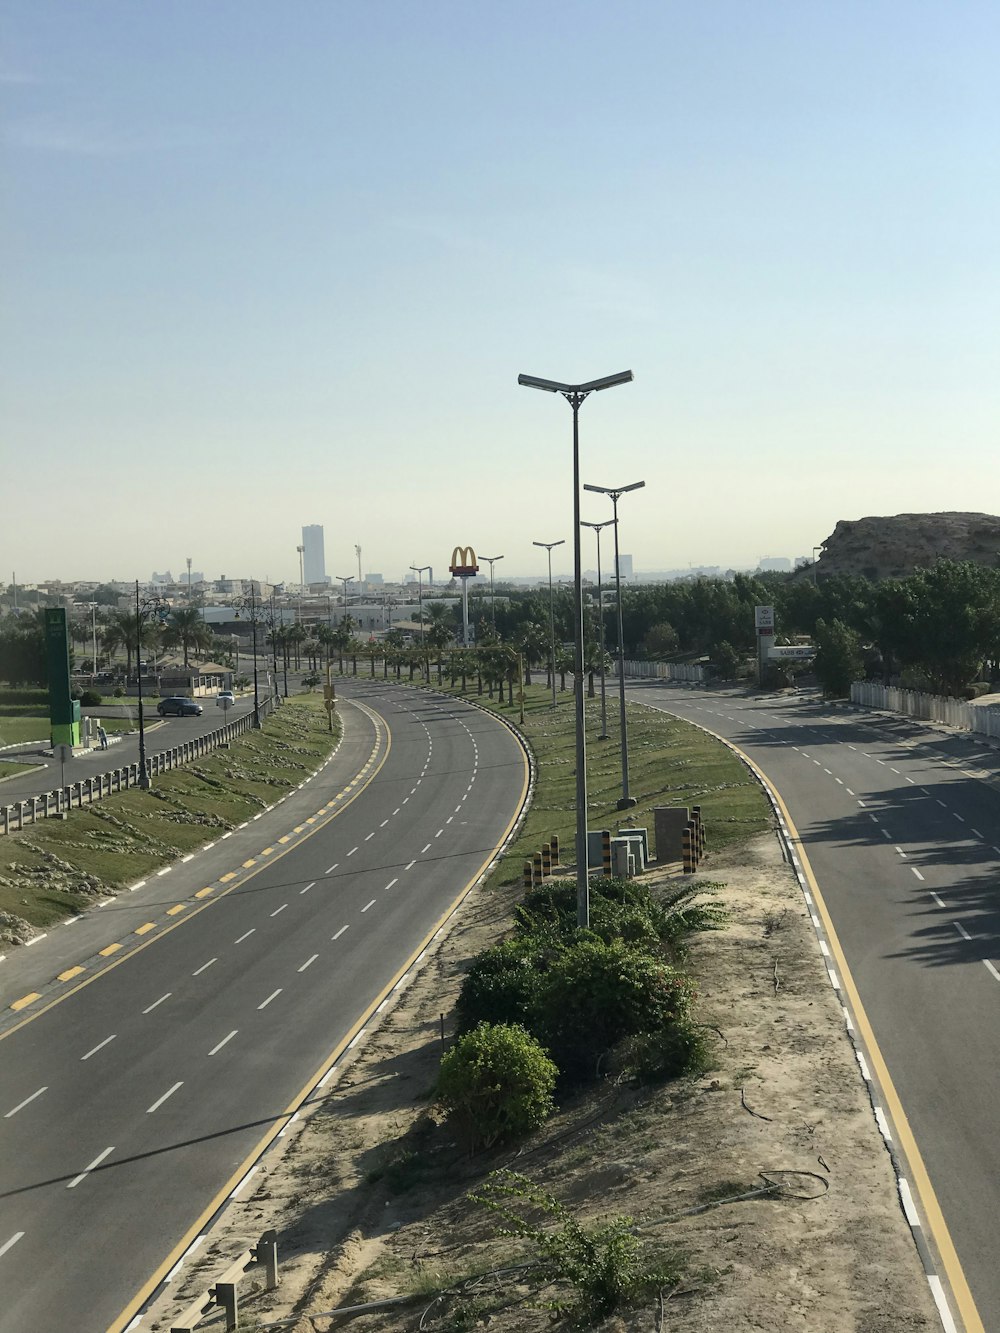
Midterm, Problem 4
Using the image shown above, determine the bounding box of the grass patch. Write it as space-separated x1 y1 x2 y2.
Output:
0 694 340 931
0 716 50 747
432 678 770 885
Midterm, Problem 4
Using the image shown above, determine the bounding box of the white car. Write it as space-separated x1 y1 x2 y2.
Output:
217 690 235 708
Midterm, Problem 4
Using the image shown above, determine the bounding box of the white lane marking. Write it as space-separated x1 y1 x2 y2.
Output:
869 814 879 824
455 805 462 813
912 867 925 882
5 1087 47 1119
927 1274 960 1333
393 807 400 816
347 847 358 857
380 820 389 828
889 767 900 775
361 899 376 912
270 904 288 917
298 954 319 972
421 843 432 854
953 922 972 941
402 796 409 804
325 863 338 874
929 890 944 906
984 960 1000 982
834 777 843 785
222 831 232 839
847 744 857 750
952 812 965 823
405 860 416 870
181 854 194 863
209 1030 238 1056
823 767 832 775
234 929 255 944
858 800 866 808
301 881 315 894
193 958 217 976
365 832 375 841
905 776 916 784
81 1035 116 1061
146 1081 183 1114
384 877 398 891
936 799 947 808
881 829 892 839
143 993 171 1013
229 1165 260 1199
895 847 907 858
845 787 855 796
258 989 282 1010
203 841 216 850
0 1233 24 1259
898 1178 920 1227
813 759 821 766
332 925 349 940
971 828 983 838
435 829 444 838
67 1145 114 1189
156 867 171 877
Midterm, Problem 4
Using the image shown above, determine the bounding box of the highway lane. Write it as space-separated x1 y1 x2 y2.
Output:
630 682 1000 1331
0 682 528 1333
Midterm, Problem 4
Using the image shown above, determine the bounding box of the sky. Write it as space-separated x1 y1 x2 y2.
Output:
3 1 998 587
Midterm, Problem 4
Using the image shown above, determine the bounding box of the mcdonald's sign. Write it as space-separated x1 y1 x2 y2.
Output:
449 545 479 578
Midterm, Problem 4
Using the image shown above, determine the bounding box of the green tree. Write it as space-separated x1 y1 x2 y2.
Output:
813 617 865 698
436 1023 557 1152
162 606 213 668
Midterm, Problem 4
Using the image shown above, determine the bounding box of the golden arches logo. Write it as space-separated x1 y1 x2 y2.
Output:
449 545 479 576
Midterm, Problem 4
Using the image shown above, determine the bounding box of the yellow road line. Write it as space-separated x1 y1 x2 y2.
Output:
166 905 185 916
278 836 290 845
195 887 213 899
261 847 274 856
134 923 157 936
58 966 85 981
11 992 41 1011
220 872 237 883
242 858 256 868
99 942 122 957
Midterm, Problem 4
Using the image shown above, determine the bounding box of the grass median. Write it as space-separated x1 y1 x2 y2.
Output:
0 693 340 934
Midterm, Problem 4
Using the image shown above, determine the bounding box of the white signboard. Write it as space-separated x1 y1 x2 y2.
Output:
754 605 775 631
768 645 816 660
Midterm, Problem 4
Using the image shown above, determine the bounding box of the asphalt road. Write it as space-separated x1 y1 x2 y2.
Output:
629 681 1000 1332
0 681 529 1333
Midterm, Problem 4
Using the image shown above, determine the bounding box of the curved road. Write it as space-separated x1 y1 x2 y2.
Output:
0 681 528 1333
630 681 1000 1333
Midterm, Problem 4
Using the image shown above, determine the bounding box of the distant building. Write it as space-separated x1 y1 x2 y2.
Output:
368 572 384 585
302 525 326 585
758 557 792 572
616 553 633 579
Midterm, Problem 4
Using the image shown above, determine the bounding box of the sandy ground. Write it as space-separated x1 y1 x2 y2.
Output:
148 832 939 1333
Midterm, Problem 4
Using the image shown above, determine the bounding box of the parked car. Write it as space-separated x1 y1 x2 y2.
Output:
157 696 203 717
217 690 235 708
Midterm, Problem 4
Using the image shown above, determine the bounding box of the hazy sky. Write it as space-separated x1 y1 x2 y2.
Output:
4 2 998 586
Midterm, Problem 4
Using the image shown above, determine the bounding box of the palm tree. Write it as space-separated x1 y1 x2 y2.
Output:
163 606 213 668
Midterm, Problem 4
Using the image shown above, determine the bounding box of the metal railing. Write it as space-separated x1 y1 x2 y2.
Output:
0 696 277 836
850 680 1000 741
170 1230 278 1333
615 659 705 682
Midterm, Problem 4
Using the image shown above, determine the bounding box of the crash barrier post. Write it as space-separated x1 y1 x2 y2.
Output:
691 804 706 857
523 860 534 890
541 842 552 876
550 833 560 865
682 821 698 874
169 1229 278 1333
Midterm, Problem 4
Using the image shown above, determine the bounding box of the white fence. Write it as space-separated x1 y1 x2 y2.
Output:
850 681 1000 741
617 660 705 683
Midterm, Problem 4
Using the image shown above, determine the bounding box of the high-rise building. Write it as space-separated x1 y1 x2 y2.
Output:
302 525 326 585
616 553 633 580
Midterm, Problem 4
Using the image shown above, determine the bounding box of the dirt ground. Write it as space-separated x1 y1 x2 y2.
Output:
149 832 939 1333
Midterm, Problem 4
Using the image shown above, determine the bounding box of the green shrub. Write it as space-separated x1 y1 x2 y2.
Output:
617 1016 713 1084
79 690 103 706
455 934 559 1035
534 938 696 1082
113 686 125 698
437 1023 557 1151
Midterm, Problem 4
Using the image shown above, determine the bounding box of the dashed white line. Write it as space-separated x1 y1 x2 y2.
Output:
953 813 965 824
895 847 907 858
81 1035 116 1061
0 1233 24 1259
192 958 217 976
384 877 398 891
936 799 947 808
971 828 983 838
332 925 349 940
380 819 389 828
421 843 432 854
869 814 879 824
405 860 416 870
365 832 375 841
298 954 319 972
929 889 944 905
361 899 376 912
984 960 1000 983
143 993 171 1013
208 1030 238 1056
146 1081 183 1114
952 922 972 942
234 929 255 944
270 904 288 917
67 1145 114 1189
258 989 282 1010
435 829 444 838
347 847 358 857
5 1087 47 1119
881 829 892 839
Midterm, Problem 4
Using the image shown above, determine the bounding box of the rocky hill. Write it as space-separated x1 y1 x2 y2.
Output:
812 512 1000 582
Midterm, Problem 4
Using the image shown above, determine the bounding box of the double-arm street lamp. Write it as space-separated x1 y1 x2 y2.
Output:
519 370 634 927
336 575 355 622
409 565 432 682
583 479 645 809
480 554 504 634
532 539 565 710
580 519 616 741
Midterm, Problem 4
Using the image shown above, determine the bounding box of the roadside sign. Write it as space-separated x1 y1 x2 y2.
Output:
754 605 775 630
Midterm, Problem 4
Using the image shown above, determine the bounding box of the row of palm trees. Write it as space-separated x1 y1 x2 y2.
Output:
71 606 218 675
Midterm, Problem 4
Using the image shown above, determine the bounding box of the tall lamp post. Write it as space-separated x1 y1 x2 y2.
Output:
519 369 634 928
232 584 262 728
580 519 616 741
532 539 564 709
133 581 167 790
410 563 430 642
336 575 355 624
583 479 644 809
480 554 504 635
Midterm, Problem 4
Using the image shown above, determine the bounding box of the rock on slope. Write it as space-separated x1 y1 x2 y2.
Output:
813 511 1000 581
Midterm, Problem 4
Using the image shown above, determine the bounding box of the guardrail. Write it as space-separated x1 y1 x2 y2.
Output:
616 660 706 682
850 681 1000 741
0 696 278 836
170 1229 279 1333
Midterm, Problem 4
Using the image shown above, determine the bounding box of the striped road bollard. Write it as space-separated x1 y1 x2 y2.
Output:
551 833 560 866
692 804 706 857
682 822 697 874
523 860 534 891
601 829 612 876
532 850 543 882
541 842 552 876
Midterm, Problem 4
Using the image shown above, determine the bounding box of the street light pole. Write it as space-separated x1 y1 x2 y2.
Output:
481 555 504 635
336 575 355 622
232 585 262 727
583 479 645 809
519 369 634 928
133 581 167 790
533 540 565 709
410 565 430 679
581 519 615 741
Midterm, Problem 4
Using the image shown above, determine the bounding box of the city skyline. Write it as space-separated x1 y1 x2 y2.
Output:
4 3 997 584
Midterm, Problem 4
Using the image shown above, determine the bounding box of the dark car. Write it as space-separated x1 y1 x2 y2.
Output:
157 696 203 717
